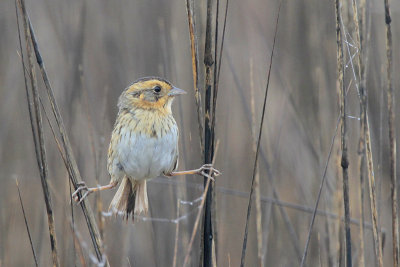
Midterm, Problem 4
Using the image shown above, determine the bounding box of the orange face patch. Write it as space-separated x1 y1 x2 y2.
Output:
134 96 169 112
126 80 172 94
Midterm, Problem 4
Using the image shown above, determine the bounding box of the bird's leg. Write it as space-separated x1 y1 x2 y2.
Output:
72 181 118 203
165 164 221 181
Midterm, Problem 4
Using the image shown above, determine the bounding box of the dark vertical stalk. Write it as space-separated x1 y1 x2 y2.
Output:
203 0 214 266
384 0 398 266
17 1 60 266
240 2 281 266
335 1 352 266
211 0 219 264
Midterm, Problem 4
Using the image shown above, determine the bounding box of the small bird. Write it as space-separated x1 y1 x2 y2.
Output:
73 77 219 220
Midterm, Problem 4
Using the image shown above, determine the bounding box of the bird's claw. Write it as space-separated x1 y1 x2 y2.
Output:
72 182 92 204
198 164 221 181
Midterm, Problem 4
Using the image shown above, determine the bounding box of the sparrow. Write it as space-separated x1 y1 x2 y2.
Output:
73 77 219 220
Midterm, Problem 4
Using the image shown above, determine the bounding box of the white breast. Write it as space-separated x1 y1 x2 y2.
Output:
115 125 178 180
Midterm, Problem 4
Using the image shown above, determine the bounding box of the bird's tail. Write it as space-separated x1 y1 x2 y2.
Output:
109 176 148 221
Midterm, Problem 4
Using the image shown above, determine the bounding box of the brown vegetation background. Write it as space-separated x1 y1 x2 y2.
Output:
0 0 399 266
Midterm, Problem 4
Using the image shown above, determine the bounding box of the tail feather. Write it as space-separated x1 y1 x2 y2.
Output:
108 177 148 221
134 180 148 214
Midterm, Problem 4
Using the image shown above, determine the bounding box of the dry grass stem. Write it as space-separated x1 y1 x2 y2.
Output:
383 0 398 266
16 4 108 265
351 0 366 265
185 0 204 154
240 2 281 266
250 58 263 266
17 0 60 265
16 179 39 267
300 114 341 267
335 1 352 266
172 200 181 267
183 139 220 267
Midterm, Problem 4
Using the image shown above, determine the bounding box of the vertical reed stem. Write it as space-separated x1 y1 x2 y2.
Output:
335 1 352 266
351 0 365 265
384 0 398 266
203 0 215 266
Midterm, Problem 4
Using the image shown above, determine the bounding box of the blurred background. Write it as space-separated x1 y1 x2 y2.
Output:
1 0 399 266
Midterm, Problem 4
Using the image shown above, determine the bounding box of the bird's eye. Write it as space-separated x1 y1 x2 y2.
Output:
154 86 161 93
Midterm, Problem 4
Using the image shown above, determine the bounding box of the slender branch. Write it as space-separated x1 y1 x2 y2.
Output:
240 2 281 266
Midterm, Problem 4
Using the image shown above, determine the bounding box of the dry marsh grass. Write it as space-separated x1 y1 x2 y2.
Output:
1 0 399 266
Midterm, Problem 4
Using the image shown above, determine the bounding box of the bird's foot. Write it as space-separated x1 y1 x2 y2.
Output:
198 164 221 181
72 181 93 203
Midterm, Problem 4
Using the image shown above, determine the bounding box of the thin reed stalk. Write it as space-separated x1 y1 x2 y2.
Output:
185 0 204 155
183 178 212 267
335 1 352 266
226 51 302 260
249 58 263 267
183 143 219 267
16 179 39 267
366 117 384 266
384 0 398 265
300 114 341 267
351 0 366 265
240 2 281 266
17 4 108 265
172 200 181 267
17 1 60 265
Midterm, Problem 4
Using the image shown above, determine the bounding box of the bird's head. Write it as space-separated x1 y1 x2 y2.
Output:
118 77 186 113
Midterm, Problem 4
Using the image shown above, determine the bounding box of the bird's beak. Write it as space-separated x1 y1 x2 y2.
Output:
168 87 187 96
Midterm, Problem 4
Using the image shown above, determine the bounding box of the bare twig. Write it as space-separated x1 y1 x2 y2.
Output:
240 2 281 266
